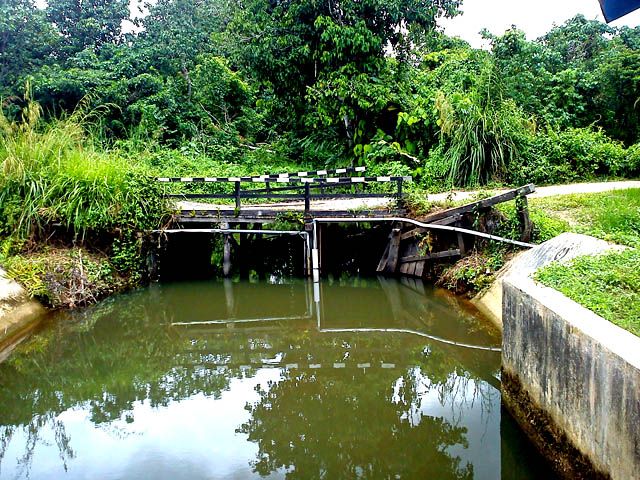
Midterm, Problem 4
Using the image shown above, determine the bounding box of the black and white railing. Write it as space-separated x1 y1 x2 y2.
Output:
157 175 408 184
157 166 368 183
157 166 411 212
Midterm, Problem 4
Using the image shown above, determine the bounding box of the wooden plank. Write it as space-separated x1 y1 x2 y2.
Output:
457 232 466 257
432 214 464 225
517 195 533 243
414 261 425 278
408 262 417 276
179 209 407 221
376 241 392 273
421 184 535 224
384 228 402 274
400 228 423 241
399 249 461 264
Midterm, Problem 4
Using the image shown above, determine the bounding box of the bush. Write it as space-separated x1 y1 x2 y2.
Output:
624 143 640 177
0 95 168 282
510 127 627 185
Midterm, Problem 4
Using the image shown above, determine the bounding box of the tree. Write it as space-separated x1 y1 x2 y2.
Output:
46 0 129 59
224 0 462 140
0 0 58 94
138 0 227 95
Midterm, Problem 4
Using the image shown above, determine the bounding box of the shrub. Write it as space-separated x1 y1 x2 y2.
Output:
0 94 168 284
624 143 640 177
510 127 627 185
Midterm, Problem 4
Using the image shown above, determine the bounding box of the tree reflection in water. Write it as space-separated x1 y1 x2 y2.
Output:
0 278 504 479
239 367 476 479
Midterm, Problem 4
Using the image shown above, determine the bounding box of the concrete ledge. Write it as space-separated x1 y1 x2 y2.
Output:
503 259 640 479
474 233 622 329
0 267 45 360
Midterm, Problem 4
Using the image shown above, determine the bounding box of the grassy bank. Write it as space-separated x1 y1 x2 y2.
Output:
527 189 639 335
0 100 170 307
528 188 640 247
535 250 640 335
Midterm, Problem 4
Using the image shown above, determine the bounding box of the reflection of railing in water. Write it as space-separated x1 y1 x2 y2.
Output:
317 328 500 352
171 278 501 353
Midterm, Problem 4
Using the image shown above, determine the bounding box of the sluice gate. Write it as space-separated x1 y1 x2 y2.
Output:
152 167 536 279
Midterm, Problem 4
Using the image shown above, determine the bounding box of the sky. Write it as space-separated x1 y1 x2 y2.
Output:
441 0 640 48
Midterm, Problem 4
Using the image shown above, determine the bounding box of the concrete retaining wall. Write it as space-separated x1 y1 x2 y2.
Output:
502 235 640 479
474 232 622 329
0 267 45 360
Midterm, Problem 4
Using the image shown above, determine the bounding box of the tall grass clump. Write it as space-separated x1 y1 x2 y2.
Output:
435 61 534 186
0 94 166 243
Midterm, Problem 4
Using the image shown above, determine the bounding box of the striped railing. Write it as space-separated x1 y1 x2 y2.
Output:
157 166 411 212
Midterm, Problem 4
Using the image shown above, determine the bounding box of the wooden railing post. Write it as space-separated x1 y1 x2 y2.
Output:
234 181 241 211
396 178 404 208
304 183 311 213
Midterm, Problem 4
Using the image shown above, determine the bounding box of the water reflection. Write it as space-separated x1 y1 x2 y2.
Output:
0 277 550 479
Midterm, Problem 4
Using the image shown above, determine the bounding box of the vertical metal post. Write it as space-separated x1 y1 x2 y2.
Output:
312 220 320 282
222 222 232 277
234 181 241 211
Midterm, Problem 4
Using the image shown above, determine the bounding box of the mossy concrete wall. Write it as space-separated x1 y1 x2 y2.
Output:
502 234 639 479
0 267 45 360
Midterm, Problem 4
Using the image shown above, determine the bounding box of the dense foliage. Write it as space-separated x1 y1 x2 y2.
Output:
1 1 639 191
0 91 167 285
1 1 640 297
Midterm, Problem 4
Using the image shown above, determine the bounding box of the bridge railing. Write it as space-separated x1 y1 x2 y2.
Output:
157 168 411 212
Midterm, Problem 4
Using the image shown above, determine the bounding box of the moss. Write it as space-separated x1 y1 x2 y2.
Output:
501 369 611 480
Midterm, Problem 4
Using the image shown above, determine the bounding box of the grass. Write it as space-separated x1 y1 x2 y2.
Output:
528 189 640 247
0 96 171 300
524 188 640 336
0 98 167 241
535 249 640 336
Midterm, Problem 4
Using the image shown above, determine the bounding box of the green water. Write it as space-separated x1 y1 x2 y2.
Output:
0 278 553 479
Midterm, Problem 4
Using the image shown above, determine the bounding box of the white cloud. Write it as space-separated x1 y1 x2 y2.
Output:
440 0 640 49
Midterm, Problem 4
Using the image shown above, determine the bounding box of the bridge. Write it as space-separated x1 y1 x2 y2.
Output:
158 166 409 223
154 167 536 279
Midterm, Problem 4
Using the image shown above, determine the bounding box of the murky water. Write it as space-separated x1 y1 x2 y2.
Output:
0 278 553 479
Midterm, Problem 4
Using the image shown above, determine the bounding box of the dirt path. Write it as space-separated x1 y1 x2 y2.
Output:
177 180 640 212
425 180 640 203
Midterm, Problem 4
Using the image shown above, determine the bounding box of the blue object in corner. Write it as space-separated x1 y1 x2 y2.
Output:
599 0 640 21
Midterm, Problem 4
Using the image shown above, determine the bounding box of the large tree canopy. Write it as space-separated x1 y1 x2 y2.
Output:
46 0 129 58
1 2 639 186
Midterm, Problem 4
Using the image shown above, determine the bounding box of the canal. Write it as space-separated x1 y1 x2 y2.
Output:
0 277 555 479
